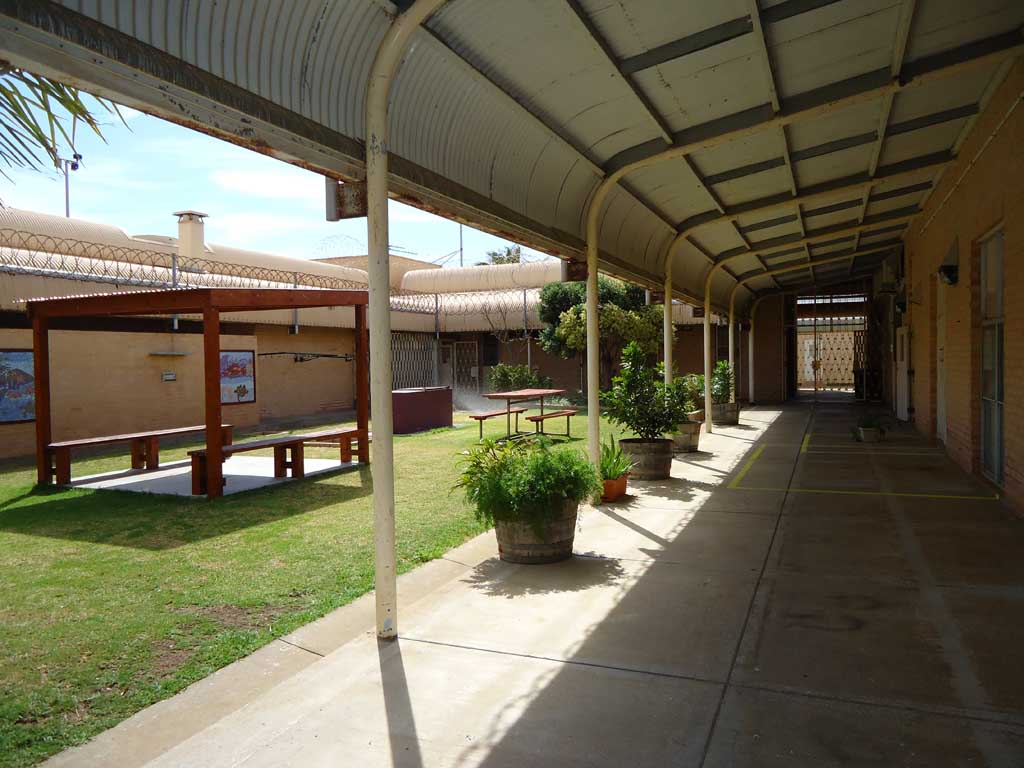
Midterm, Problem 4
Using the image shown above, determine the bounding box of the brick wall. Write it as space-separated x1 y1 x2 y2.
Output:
752 295 787 403
902 58 1024 511
0 328 260 460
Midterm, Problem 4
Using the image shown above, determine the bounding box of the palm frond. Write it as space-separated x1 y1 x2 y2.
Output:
0 66 124 174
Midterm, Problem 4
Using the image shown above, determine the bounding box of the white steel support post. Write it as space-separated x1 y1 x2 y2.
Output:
663 259 673 386
729 288 738 403
364 0 447 640
703 272 714 432
749 299 760 404
584 177 619 464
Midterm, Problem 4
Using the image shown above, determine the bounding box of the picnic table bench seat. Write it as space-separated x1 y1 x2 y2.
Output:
46 424 233 485
526 409 577 437
469 407 527 439
188 427 365 495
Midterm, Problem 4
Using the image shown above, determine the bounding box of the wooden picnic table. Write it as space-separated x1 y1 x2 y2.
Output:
482 388 566 439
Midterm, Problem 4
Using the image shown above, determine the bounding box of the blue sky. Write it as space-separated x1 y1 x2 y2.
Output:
0 102 551 266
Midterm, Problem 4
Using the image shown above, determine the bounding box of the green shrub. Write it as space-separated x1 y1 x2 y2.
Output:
599 436 634 480
602 342 686 441
488 363 553 391
710 361 734 405
679 373 704 412
456 438 600 535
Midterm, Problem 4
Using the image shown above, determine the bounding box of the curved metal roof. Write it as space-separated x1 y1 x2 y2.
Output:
1 0 1021 311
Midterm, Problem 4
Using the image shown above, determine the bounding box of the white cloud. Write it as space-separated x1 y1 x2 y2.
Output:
210 168 323 207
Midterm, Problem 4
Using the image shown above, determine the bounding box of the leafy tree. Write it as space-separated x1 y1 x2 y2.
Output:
0 67 120 178
537 275 660 388
477 245 523 265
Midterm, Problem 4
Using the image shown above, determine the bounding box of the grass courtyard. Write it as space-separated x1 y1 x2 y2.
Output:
0 411 616 767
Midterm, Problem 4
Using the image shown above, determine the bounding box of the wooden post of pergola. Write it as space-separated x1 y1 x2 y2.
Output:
26 288 371 499
354 303 370 463
31 314 52 486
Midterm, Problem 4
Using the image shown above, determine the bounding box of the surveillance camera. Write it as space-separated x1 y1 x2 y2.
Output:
70 162 79 171
72 153 82 161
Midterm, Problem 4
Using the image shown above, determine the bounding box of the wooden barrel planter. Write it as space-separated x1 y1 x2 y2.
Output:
619 438 673 480
711 402 740 425
686 409 705 423
494 500 578 564
672 421 701 453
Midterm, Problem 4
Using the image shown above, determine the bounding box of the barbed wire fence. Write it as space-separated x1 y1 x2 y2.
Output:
0 230 547 391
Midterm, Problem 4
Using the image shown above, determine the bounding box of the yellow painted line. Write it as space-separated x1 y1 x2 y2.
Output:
733 485 999 501
804 450 946 457
729 445 765 489
800 434 811 454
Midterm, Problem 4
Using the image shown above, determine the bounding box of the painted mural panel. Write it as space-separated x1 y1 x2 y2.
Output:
0 350 35 423
220 350 256 405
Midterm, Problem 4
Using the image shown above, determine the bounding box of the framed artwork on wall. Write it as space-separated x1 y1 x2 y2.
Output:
220 350 256 405
0 350 35 423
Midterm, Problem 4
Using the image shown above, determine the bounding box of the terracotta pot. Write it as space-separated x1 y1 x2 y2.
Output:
672 421 701 453
711 402 740 425
601 473 628 502
686 409 705 423
619 438 673 480
857 427 882 443
494 499 578 564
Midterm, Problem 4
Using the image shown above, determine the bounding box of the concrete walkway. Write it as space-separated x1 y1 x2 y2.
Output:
48 401 1024 766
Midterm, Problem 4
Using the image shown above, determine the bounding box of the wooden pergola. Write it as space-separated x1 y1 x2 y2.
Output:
26 288 370 498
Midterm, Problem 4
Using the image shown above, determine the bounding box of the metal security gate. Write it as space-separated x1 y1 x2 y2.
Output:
391 332 437 389
796 294 865 393
454 341 479 393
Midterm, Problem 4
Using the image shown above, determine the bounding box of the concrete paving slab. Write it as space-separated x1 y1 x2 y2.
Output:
734 573 961 709
145 635 723 768
945 590 1024 715
704 685 1024 768
401 554 756 681
285 532 497 656
765 514 917 585
577 506 775 574
913 519 1024 586
71 455 358 497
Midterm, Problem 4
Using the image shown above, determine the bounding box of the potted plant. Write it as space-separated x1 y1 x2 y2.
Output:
852 414 887 443
710 361 739 425
602 342 685 480
681 373 705 422
599 436 633 502
456 438 600 563
667 380 701 452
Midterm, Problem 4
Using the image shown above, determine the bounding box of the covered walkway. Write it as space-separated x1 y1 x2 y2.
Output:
48 401 1024 767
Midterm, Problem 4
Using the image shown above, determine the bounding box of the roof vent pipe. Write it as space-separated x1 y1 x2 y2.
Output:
172 210 207 330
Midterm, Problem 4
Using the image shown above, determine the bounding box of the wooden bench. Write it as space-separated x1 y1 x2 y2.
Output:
526 409 577 437
188 427 365 495
469 408 528 439
46 424 234 485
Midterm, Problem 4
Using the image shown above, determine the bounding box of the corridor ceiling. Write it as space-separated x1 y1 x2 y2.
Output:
2 1 1022 312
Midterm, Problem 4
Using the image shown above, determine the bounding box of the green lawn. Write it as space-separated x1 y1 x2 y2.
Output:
0 412 614 767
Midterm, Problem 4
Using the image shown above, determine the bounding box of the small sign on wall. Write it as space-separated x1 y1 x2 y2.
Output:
161 371 177 382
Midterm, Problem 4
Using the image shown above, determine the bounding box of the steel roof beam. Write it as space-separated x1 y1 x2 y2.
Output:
563 0 673 141
619 0 846 76
605 28 1024 176
698 102 976 186
677 148 949 239
620 16 754 76
853 0 917 259
713 208 916 264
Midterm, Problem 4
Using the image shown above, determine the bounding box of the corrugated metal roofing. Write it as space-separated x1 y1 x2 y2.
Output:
1 0 1022 311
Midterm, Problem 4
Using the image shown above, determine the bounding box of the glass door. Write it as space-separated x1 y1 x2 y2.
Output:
980 231 1004 484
